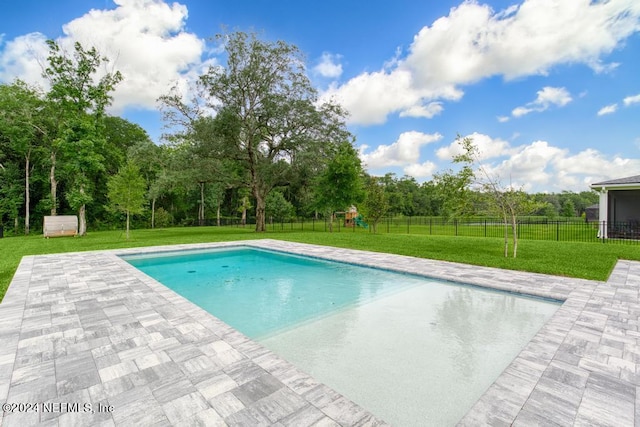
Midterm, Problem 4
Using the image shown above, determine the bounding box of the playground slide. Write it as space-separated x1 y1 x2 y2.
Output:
354 215 368 229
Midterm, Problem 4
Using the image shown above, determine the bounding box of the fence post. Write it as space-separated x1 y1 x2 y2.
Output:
455 219 458 236
556 221 559 241
430 218 432 235
407 216 410 234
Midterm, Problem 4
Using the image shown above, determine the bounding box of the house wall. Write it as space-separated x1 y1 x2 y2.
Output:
609 190 640 222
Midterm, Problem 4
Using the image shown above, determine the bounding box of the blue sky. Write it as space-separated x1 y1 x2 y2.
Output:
1 0 639 192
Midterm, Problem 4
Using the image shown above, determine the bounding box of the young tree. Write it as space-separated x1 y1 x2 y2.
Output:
107 162 146 239
43 40 122 234
314 141 365 232
433 146 475 221
361 176 389 233
438 135 542 258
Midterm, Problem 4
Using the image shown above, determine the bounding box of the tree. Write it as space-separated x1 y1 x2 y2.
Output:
43 40 122 235
161 123 228 226
236 187 253 226
266 190 295 223
107 162 146 239
0 161 23 234
561 199 576 217
379 173 404 216
433 144 475 220
127 138 168 228
314 141 365 232
197 31 351 232
361 176 389 233
0 81 46 235
438 135 541 258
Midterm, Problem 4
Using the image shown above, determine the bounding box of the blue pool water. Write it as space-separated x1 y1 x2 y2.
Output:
123 246 560 426
124 246 424 338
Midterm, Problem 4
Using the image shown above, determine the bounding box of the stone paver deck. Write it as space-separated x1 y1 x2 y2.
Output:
1 239 639 426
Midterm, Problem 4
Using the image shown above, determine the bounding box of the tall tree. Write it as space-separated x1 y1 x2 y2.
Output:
43 40 122 235
0 81 46 234
198 31 350 232
0 161 23 234
107 162 146 239
127 137 167 228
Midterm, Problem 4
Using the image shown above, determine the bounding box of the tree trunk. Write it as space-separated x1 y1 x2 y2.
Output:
511 213 518 258
217 203 221 227
126 210 130 240
328 211 334 233
241 197 247 227
78 203 87 236
14 217 18 235
50 151 57 216
255 193 266 232
24 153 30 235
151 197 156 229
503 216 509 258
199 182 205 226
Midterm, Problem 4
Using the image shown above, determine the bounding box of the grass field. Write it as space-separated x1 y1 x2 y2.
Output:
2 225 640 302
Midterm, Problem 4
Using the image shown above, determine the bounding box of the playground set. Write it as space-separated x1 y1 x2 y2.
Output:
342 206 368 229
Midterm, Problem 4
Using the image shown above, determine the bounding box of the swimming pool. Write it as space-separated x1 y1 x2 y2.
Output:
123 246 560 426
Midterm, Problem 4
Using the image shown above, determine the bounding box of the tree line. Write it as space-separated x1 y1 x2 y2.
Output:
0 32 598 238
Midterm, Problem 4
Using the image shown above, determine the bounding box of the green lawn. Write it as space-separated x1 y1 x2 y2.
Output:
2 226 639 302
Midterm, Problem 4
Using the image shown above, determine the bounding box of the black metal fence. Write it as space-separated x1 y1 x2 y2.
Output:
378 217 639 244
187 216 639 244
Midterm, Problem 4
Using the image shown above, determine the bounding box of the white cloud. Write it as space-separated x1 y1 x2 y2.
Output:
449 136 640 192
497 116 510 123
623 93 640 106
322 69 461 125
399 102 443 119
511 86 572 117
482 140 566 189
597 104 618 116
404 161 438 178
313 52 343 79
323 0 640 125
0 33 51 84
436 132 511 161
360 131 442 169
0 0 208 113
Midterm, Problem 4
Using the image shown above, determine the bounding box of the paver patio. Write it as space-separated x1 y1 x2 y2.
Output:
1 239 639 426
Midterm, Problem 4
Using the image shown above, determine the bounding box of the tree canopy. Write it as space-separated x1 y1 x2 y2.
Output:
0 32 599 238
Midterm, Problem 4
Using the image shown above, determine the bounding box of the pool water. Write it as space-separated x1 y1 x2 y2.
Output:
123 247 560 426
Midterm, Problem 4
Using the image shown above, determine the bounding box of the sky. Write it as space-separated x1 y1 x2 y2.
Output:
1 0 639 193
